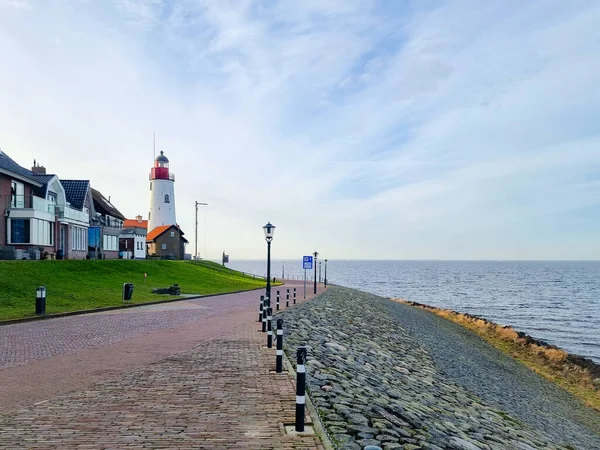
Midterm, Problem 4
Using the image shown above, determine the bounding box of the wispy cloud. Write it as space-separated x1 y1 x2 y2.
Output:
1 1 599 259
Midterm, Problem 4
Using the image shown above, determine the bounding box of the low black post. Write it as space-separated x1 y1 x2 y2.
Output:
295 346 307 432
267 308 273 348
36 286 46 316
276 290 280 311
262 297 268 332
276 319 283 373
293 287 296 304
286 289 290 307
259 295 264 322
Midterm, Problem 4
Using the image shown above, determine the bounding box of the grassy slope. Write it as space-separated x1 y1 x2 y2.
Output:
0 260 266 321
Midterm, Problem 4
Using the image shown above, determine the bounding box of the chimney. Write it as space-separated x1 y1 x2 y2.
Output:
136 215 143 223
31 160 47 175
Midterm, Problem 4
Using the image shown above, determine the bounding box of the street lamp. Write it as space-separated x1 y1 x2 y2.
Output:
319 261 322 283
282 261 285 279
324 259 328 287
263 222 276 305
313 251 318 294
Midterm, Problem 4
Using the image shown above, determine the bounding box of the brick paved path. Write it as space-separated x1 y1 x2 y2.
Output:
0 281 325 449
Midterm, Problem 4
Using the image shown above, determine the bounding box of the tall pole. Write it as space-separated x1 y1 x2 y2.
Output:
282 261 285 279
324 259 328 287
319 261 321 283
266 240 272 304
313 251 318 294
194 201 208 260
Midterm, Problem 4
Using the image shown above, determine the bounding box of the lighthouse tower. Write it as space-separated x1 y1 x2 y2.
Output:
148 150 176 231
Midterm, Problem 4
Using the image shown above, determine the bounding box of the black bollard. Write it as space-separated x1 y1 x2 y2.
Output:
276 290 280 311
286 289 290 307
293 287 296 304
276 319 283 373
259 295 264 322
262 297 268 332
295 346 307 432
267 308 273 348
35 286 46 316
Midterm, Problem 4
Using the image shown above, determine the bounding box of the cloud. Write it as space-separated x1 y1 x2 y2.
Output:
1 1 599 260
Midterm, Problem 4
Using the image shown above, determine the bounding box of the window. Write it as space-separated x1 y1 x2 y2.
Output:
150 182 152 190
34 219 53 246
11 181 25 208
10 219 30 243
103 234 118 251
170 231 175 238
148 212 151 220
164 194 170 203
161 244 167 250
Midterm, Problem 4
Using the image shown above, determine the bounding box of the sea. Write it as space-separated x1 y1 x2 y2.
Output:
226 260 600 364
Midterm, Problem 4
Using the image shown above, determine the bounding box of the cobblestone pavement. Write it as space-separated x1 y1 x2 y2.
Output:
0 281 325 449
0 282 310 370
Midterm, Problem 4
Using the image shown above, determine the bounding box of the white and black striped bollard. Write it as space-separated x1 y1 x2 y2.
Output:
276 319 283 373
295 346 307 432
259 295 264 322
276 290 280 311
293 287 296 304
286 289 290 307
267 308 273 348
262 297 268 332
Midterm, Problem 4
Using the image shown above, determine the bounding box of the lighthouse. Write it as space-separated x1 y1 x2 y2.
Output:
148 151 176 231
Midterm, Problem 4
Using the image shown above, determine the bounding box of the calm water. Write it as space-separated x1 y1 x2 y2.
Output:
227 260 600 363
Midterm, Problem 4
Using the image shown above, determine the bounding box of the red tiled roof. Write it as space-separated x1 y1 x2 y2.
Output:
124 219 148 229
146 225 172 242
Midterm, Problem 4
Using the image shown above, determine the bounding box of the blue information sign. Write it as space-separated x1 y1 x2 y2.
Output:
303 255 313 270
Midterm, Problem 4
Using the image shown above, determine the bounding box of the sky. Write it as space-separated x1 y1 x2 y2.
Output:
1 0 599 261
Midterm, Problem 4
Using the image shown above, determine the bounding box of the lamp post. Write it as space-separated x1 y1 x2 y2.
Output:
282 261 285 279
319 261 322 283
263 222 276 305
324 259 328 287
313 251 318 294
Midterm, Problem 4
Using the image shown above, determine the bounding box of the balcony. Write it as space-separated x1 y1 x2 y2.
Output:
57 206 90 224
4 194 54 214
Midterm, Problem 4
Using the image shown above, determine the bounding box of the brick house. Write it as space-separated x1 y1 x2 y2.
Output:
0 152 54 259
146 224 188 260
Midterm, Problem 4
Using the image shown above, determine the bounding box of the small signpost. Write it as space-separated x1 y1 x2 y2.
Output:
302 256 313 299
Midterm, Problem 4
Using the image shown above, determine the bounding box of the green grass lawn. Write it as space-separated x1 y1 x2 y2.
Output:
0 260 267 321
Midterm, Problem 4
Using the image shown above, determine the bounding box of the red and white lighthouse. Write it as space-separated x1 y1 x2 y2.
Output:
148 150 176 231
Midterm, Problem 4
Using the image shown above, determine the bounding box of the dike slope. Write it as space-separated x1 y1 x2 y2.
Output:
279 286 600 450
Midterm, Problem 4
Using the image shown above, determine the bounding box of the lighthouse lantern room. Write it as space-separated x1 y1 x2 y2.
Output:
148 150 177 231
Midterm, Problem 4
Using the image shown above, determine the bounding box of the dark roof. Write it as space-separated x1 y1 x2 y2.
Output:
32 174 56 198
91 188 126 221
155 150 169 163
60 180 90 210
0 151 41 185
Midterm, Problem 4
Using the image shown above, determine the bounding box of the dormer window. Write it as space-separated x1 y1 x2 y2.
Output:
164 194 170 203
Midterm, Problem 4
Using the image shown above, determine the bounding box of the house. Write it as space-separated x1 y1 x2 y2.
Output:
119 215 147 259
146 224 188 260
0 152 53 259
28 162 92 260
90 188 126 260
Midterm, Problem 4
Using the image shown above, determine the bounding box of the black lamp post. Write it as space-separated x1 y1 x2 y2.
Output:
313 251 318 294
263 222 276 305
324 259 328 287
319 261 322 283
